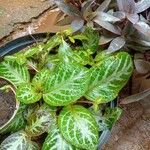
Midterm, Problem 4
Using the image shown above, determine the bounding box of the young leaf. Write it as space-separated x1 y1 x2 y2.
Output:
42 125 78 150
0 60 30 87
32 69 51 89
58 105 99 150
46 55 60 71
103 107 122 129
25 108 54 137
16 83 42 104
82 27 99 53
85 52 133 103
89 107 122 130
120 88 150 104
43 62 89 106
107 36 126 53
0 131 29 150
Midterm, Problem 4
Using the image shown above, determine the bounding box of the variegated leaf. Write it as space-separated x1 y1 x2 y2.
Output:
32 69 51 88
85 52 133 103
0 60 30 87
58 105 99 150
42 125 78 150
16 83 42 104
43 62 89 106
0 131 29 150
25 108 53 137
28 141 39 150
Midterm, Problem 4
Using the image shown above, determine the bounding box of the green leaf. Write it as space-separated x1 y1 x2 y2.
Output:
0 60 30 87
58 105 99 150
16 83 42 104
0 104 26 134
25 107 54 137
32 69 51 89
103 107 122 129
42 125 78 150
43 62 89 106
85 52 133 103
89 107 122 131
82 27 99 53
0 131 30 150
47 55 59 71
58 40 93 65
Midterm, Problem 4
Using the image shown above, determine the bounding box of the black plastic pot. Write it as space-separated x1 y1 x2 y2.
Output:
0 33 117 150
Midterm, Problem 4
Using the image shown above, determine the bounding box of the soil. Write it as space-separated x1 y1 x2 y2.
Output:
0 79 16 127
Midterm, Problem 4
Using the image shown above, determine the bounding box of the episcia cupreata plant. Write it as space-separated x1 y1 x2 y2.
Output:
0 28 133 150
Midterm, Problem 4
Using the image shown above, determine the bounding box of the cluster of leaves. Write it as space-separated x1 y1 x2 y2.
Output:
0 28 133 150
54 0 150 103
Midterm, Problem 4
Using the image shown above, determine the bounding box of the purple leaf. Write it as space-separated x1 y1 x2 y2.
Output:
55 16 74 26
97 0 111 12
127 13 139 24
94 19 121 35
96 12 121 22
107 37 126 53
135 0 150 13
120 88 150 104
99 36 114 45
82 0 94 14
113 11 126 19
117 0 135 13
134 21 150 36
71 19 84 32
134 59 150 74
55 0 82 17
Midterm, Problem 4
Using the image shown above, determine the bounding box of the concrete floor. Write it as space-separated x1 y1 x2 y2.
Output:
0 1 150 149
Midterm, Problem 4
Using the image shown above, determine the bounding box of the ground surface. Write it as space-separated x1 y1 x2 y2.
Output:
0 1 150 150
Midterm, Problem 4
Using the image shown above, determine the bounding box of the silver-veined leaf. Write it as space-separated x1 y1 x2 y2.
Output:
0 60 30 87
32 69 51 88
43 62 89 106
28 141 39 150
16 83 42 104
25 108 54 137
0 131 29 150
42 125 78 150
58 105 99 150
58 40 93 65
85 52 133 103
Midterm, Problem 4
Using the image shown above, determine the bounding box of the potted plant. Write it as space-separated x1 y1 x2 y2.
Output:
0 28 133 150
